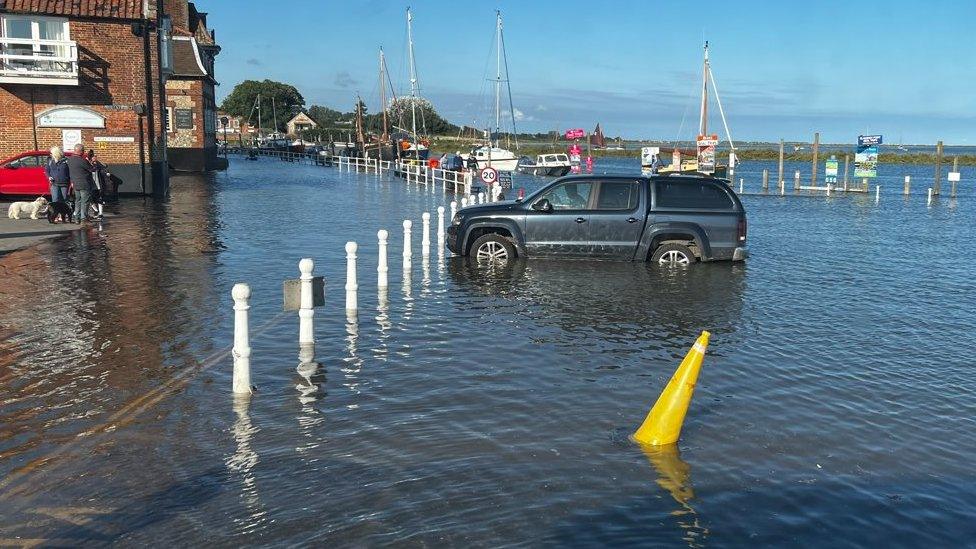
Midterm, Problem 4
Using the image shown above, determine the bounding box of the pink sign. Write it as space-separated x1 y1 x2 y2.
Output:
565 128 585 140
569 143 582 156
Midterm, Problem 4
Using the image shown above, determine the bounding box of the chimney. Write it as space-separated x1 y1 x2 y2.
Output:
163 0 189 31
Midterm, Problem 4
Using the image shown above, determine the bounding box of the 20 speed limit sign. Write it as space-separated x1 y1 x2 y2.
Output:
479 166 498 184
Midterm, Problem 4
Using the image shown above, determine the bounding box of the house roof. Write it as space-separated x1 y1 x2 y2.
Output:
0 0 144 19
171 37 207 78
287 112 317 126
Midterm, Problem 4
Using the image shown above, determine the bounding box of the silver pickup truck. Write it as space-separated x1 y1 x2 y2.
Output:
446 174 748 265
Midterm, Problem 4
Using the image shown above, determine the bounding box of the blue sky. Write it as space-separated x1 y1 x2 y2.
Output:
204 0 975 143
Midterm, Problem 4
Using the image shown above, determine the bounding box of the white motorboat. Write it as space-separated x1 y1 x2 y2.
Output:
467 146 519 172
517 153 571 176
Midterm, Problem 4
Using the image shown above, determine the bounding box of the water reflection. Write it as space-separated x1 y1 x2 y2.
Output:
225 395 267 535
446 258 746 345
342 313 362 405
640 444 708 547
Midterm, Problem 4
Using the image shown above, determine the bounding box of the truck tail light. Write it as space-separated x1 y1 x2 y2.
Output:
737 216 747 243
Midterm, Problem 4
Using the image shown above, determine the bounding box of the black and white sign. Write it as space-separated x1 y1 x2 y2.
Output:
175 108 194 130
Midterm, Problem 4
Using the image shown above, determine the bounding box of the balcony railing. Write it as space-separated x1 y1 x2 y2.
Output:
0 37 78 85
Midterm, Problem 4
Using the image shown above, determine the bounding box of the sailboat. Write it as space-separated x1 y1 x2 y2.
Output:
394 8 429 162
654 42 736 178
362 47 397 161
467 11 520 172
590 124 607 149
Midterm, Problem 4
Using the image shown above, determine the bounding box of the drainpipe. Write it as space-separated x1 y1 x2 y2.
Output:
29 87 39 151
156 0 169 195
142 16 156 193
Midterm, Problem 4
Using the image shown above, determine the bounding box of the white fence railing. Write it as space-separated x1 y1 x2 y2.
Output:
0 38 78 83
336 156 475 195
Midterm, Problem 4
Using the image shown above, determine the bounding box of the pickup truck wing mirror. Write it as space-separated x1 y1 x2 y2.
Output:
532 198 553 212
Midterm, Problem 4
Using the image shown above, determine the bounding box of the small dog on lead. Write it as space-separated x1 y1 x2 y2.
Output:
47 201 73 223
7 197 49 219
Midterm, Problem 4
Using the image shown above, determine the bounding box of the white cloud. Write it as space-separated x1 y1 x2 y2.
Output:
513 108 535 122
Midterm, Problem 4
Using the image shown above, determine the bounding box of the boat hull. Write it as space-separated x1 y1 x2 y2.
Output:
518 164 571 177
476 157 520 172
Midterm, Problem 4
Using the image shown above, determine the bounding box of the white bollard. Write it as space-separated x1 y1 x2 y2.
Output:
437 206 445 245
875 185 880 202
826 184 831 196
450 200 457 220
927 188 932 206
739 179 744 194
780 179 785 195
461 197 468 208
403 219 412 270
904 175 911 195
421 212 431 257
377 229 389 288
345 242 358 312
479 192 486 204
232 283 252 394
299 258 314 345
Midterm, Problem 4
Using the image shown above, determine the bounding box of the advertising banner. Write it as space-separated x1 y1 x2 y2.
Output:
697 134 718 174
825 157 839 184
855 135 882 178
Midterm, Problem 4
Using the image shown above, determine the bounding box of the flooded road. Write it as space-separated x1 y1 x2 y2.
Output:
1 158 974 546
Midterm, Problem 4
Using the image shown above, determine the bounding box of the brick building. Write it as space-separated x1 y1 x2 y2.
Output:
0 0 220 195
285 112 315 137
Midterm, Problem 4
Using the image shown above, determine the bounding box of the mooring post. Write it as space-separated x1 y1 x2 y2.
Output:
762 169 769 193
421 212 431 257
811 132 820 188
450 200 457 220
904 176 911 195
437 206 445 246
934 140 944 195
299 258 315 345
951 156 959 198
794 170 800 191
232 283 252 394
778 139 785 189
875 185 880 202
345 242 358 312
739 178 744 194
403 219 412 271
377 229 389 288
780 178 785 195
843 154 850 190
927 188 933 206
862 178 869 192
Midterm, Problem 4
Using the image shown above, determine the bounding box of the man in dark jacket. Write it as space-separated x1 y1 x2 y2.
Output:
66 143 94 223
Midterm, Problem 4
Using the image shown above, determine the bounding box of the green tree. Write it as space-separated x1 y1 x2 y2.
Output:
220 79 305 132
386 97 459 136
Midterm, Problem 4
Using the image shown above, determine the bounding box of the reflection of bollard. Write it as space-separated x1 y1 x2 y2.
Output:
450 200 457 220
377 229 388 288
402 219 412 270
437 206 445 245
299 258 314 345
232 283 252 394
421 212 431 257
345 242 358 312
633 331 710 446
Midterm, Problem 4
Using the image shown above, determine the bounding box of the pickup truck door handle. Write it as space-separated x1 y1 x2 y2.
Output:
626 217 639 223
575 217 586 224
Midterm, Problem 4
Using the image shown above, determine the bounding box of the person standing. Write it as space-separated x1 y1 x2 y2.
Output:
66 143 94 224
45 146 70 202
87 149 110 219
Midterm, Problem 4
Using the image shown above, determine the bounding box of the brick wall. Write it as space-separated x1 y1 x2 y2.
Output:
0 18 165 166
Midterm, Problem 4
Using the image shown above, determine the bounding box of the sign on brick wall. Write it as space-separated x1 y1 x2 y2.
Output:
38 107 105 128
175 109 194 129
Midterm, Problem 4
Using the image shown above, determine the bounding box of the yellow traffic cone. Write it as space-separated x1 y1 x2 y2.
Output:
632 331 710 446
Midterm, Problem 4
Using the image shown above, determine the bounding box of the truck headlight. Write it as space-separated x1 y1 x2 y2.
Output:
452 214 462 226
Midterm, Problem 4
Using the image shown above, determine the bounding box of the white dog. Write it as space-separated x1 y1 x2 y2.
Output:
7 197 49 220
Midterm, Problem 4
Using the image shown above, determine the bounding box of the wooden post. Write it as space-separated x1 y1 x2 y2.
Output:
762 169 769 193
843 154 850 190
951 156 959 197
933 140 944 195
777 139 785 189
810 132 820 189
904 176 911 195
793 170 800 191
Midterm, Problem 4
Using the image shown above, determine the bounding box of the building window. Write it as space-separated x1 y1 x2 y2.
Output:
0 15 73 75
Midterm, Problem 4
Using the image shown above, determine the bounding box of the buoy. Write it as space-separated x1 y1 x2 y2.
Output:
632 331 710 446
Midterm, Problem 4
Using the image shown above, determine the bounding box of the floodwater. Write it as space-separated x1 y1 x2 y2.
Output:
1 157 974 546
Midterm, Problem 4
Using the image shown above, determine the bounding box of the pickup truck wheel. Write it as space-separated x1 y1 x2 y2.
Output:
471 234 515 263
651 243 696 266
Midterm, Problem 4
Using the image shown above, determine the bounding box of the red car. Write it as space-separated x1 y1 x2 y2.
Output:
0 150 58 197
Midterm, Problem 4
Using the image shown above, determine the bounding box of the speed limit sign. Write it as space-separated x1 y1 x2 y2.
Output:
479 166 498 184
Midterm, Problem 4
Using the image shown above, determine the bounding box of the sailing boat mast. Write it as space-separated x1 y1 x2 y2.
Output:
406 7 419 143
495 10 502 147
379 47 389 142
355 95 365 146
272 96 279 135
699 41 709 137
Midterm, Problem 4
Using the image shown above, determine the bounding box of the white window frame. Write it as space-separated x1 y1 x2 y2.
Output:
1 14 70 43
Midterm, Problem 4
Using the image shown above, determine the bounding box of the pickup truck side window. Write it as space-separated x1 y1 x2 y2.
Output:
656 181 735 210
540 181 594 210
595 181 640 210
